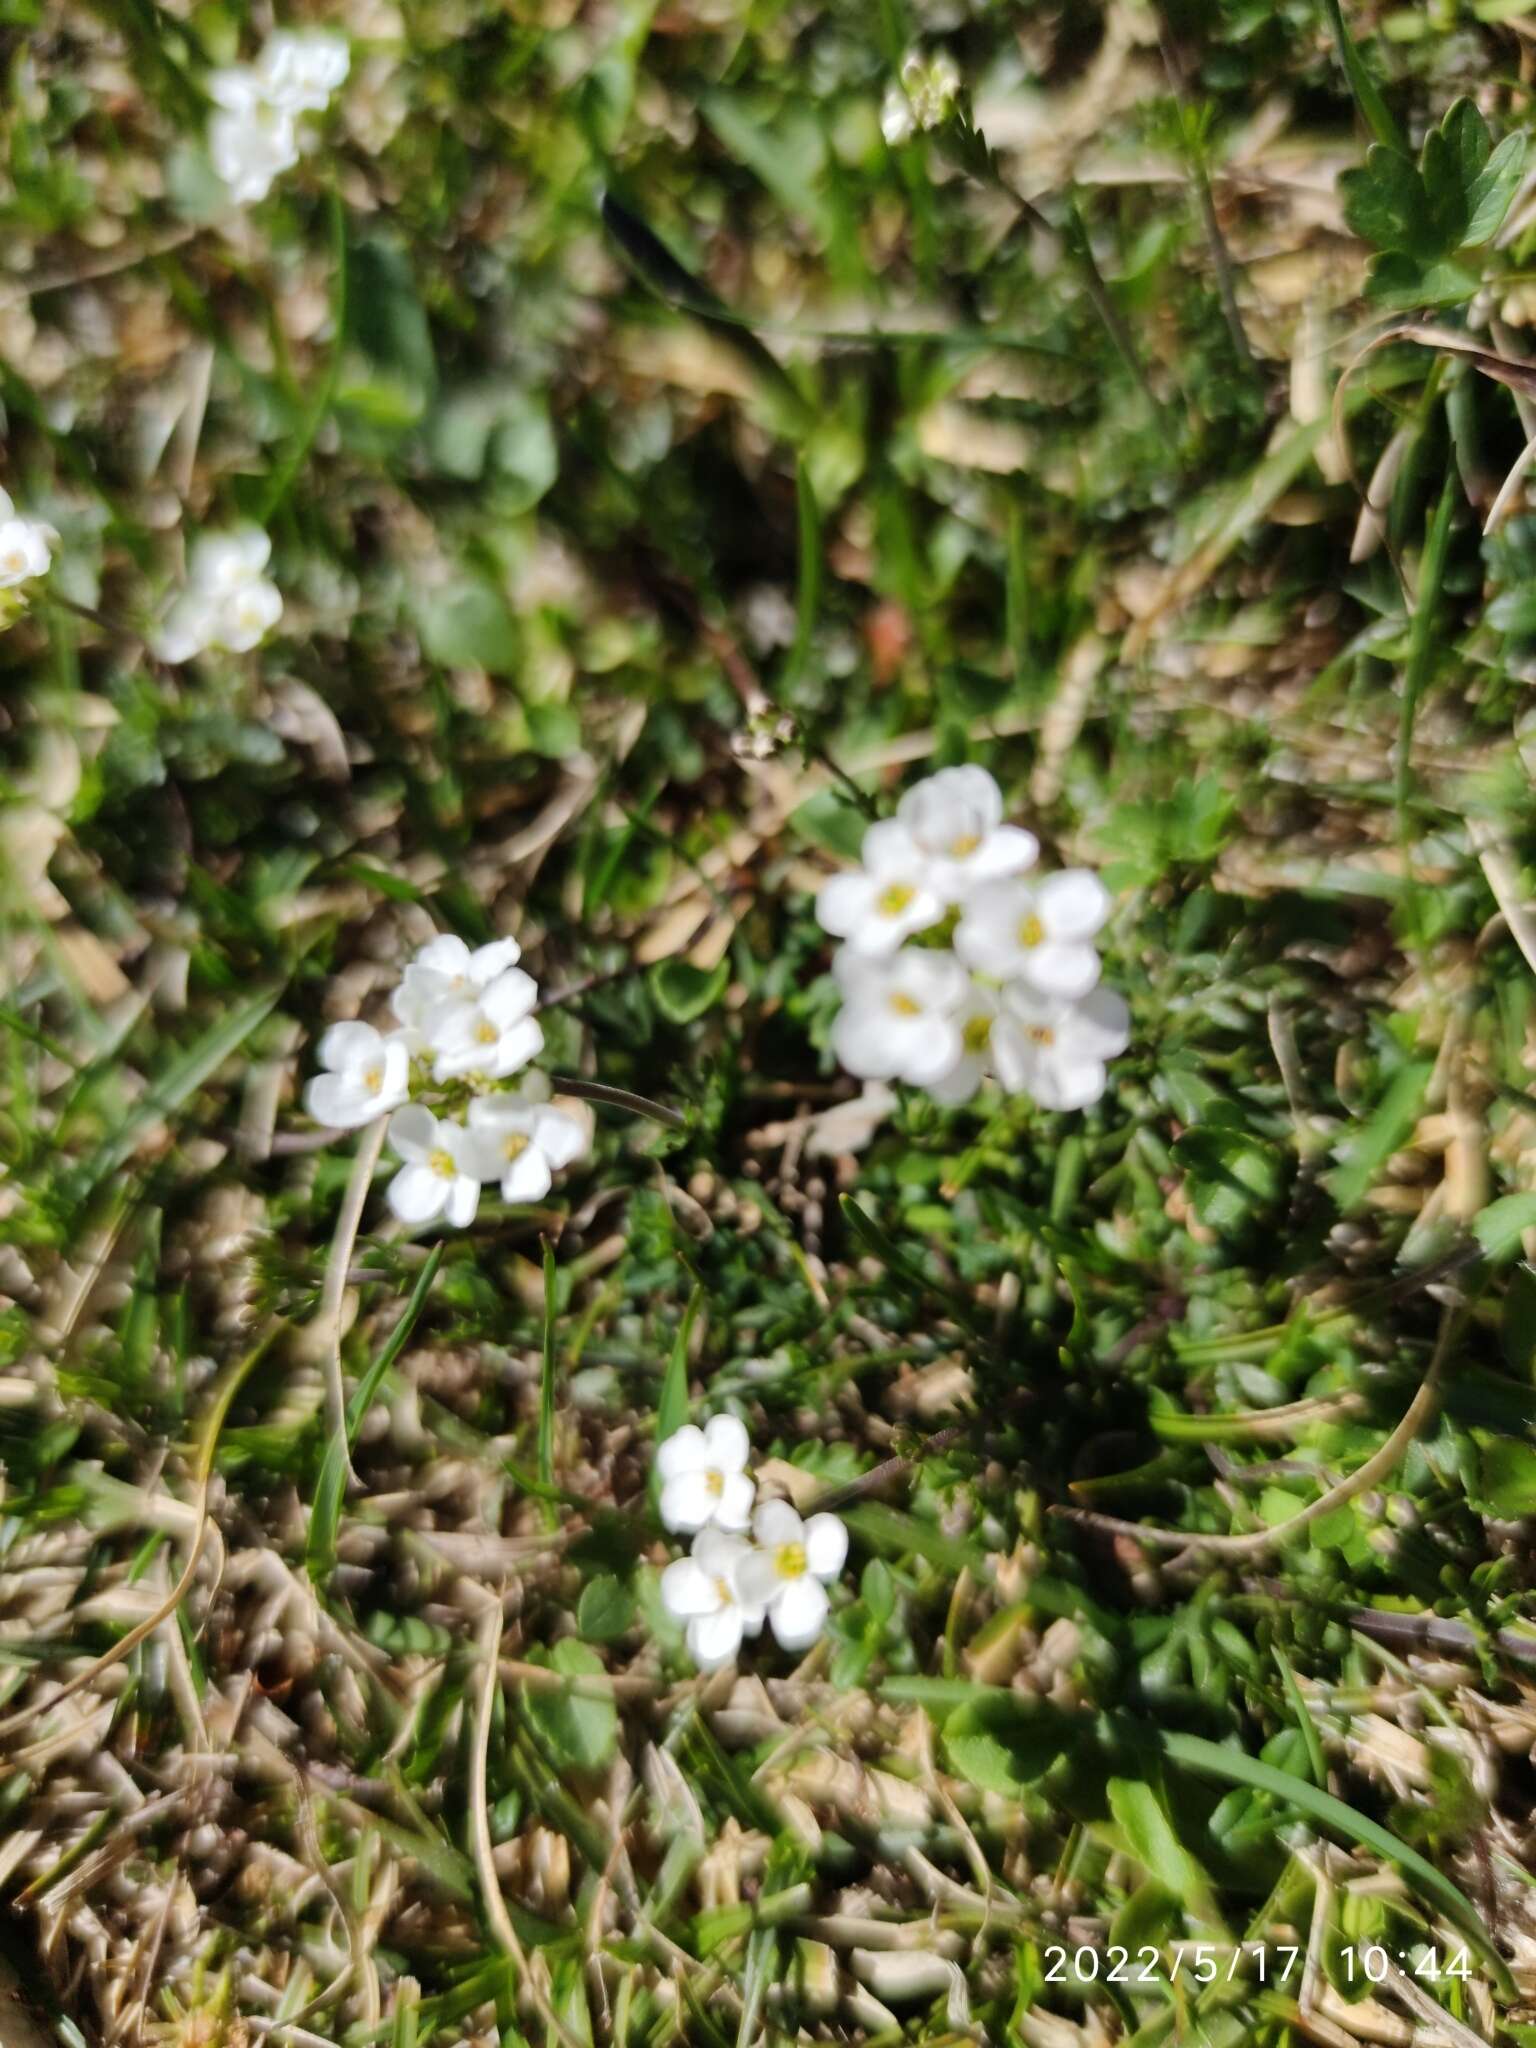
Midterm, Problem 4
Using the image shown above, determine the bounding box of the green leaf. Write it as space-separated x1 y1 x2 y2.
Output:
523 1640 617 1770
1106 1777 1213 1916
425 383 558 507
1172 1127 1284 1237
1465 130 1528 245
1473 1192 1536 1262
1326 1060 1433 1214
413 578 520 675
577 1574 636 1643
649 957 729 1025
1501 1263 1536 1375
943 1696 1075 1798
1475 1435 1536 1517
1323 0 1406 152
1339 145 1427 254
656 1286 703 1449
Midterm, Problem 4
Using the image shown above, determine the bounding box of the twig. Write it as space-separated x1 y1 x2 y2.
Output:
1156 12 1255 370
1054 1308 1461 1558
550 1074 688 1131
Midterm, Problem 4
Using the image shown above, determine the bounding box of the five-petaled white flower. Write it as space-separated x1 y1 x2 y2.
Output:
734 1500 849 1652
465 1078 587 1203
0 490 55 590
257 28 350 113
831 945 968 1086
955 870 1111 999
152 526 283 662
1003 984 1131 1111
656 1415 755 1535
815 819 944 958
385 1105 483 1228
924 982 1030 1106
304 1021 411 1128
660 1529 765 1670
896 766 1038 903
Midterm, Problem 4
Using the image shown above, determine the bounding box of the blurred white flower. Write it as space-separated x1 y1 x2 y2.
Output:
427 967 543 1083
955 870 1110 998
208 70 300 205
392 935 524 1035
385 1105 482 1227
816 819 944 957
258 28 350 113
831 944 967 1086
0 492 55 589
1003 984 1131 1110
661 1529 764 1670
151 526 283 661
883 47 960 144
656 1415 755 1535
305 1021 410 1128
895 766 1038 903
925 980 1029 1106
465 1077 587 1202
734 1500 848 1651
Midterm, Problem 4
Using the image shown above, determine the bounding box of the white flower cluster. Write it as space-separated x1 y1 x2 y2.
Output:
0 488 55 596
208 29 350 206
818 767 1129 1110
151 527 283 662
881 48 961 147
658 1418 848 1668
303 934 589 1229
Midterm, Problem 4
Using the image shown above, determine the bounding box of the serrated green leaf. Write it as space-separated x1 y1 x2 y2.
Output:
1465 130 1528 245
1340 144 1428 254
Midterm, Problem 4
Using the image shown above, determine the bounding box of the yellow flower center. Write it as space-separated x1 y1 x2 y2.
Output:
1026 1024 1055 1046
429 1148 457 1178
713 1577 733 1605
363 1064 384 1093
962 1014 992 1054
503 1132 529 1161
950 832 980 857
705 1469 724 1497
475 1018 499 1044
889 993 921 1017
876 882 915 918
775 1542 807 1580
1019 913 1045 948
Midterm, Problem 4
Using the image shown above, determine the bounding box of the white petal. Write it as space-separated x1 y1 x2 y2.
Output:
989 1015 1032 1094
688 1606 745 1670
713 1471 756 1532
532 1109 586 1170
660 1470 715 1534
151 591 217 663
816 872 874 940
501 1147 553 1205
770 1575 829 1650
656 1425 706 1482
733 1548 781 1610
924 1054 985 1106
1074 985 1131 1058
702 1413 750 1474
413 935 471 979
481 967 539 1026
832 1003 901 1081
316 1020 379 1071
894 1016 963 1088
896 948 969 1009
860 818 922 875
804 1513 848 1579
693 1529 750 1577
304 1072 372 1128
1039 869 1110 941
660 1556 721 1620
966 824 1039 882
1035 1057 1108 1112
468 937 522 984
444 1175 480 1228
752 1499 804 1549
1019 941 1101 1000
486 1015 544 1079
387 1103 437 1163
387 1162 446 1224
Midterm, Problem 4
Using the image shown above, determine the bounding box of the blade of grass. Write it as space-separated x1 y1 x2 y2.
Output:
539 1240 558 1493
1323 0 1406 153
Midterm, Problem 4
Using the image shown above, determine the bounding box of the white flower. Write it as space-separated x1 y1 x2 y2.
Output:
150 526 283 661
881 82 917 147
830 945 967 1086
465 1078 587 1203
900 48 961 129
304 1021 411 1128
207 70 300 204
656 1415 755 1535
895 767 1038 903
954 870 1111 998
392 935 525 1034
384 1105 483 1228
427 967 543 1083
816 819 944 957
1002 984 1131 1110
0 512 54 589
735 1500 848 1652
660 1529 764 1670
925 980 1031 1106
257 29 350 113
